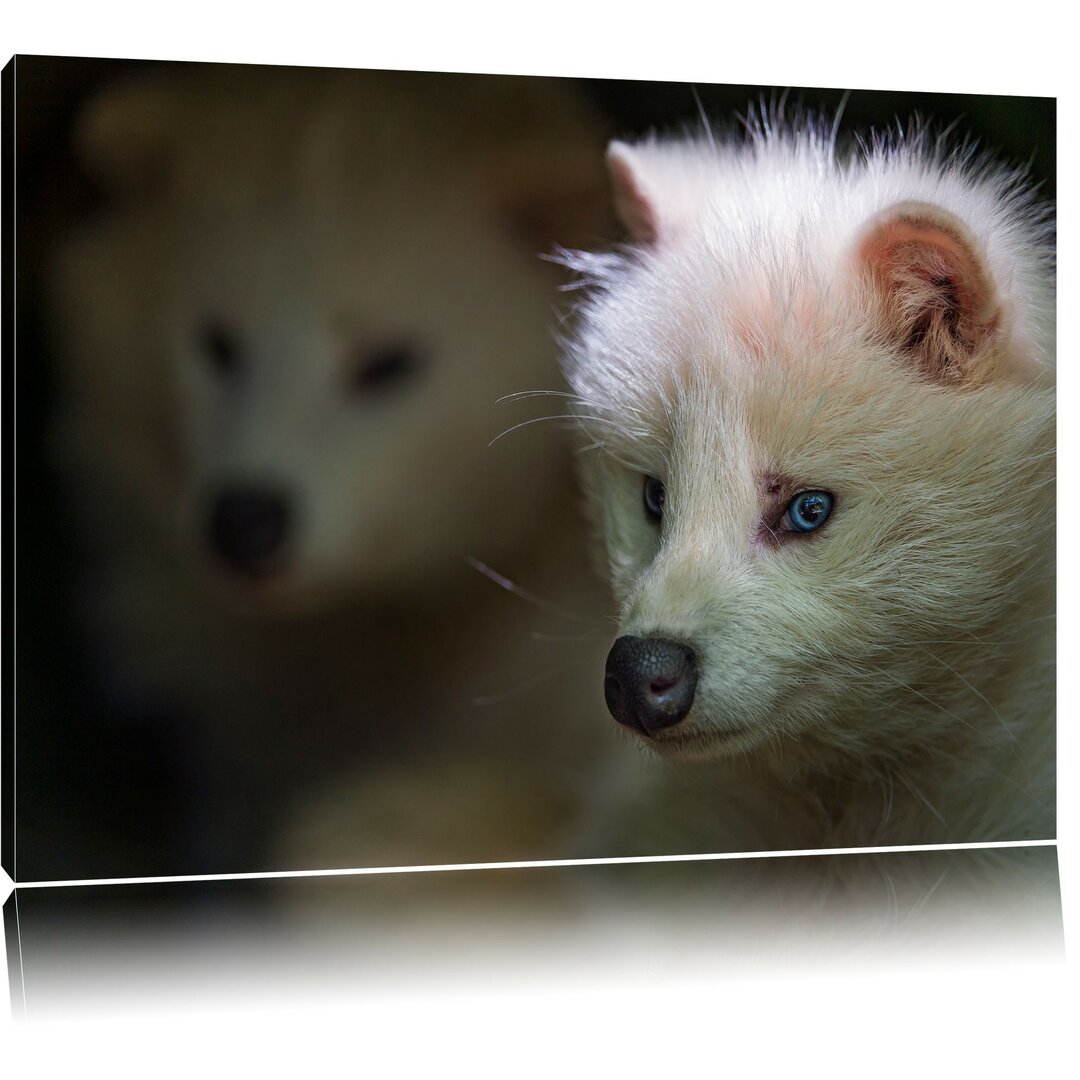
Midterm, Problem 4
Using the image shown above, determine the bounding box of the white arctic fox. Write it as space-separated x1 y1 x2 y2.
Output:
558 118 1055 855
50 66 617 869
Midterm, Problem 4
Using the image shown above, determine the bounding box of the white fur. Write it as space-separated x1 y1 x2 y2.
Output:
559 118 1055 854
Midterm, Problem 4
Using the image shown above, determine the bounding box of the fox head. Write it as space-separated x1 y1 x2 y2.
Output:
58 68 612 613
560 126 1055 765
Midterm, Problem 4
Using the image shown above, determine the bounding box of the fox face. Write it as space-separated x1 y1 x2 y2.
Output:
58 68 611 613
161 190 568 608
560 126 1055 765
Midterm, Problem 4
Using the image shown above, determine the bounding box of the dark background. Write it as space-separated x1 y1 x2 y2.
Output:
10 56 1056 882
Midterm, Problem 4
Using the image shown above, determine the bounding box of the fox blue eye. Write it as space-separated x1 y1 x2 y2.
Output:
784 490 833 532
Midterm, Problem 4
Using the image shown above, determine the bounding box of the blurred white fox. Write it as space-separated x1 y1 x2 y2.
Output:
50 66 620 869
558 116 1055 855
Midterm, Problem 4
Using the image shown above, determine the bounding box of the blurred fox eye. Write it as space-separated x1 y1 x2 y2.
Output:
198 318 243 378
348 342 425 395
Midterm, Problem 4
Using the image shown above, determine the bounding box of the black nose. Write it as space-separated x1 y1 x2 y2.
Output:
604 635 697 735
209 489 290 574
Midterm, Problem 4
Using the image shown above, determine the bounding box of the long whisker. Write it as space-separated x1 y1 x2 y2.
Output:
471 663 572 707
495 389 581 405
488 413 624 447
466 557 600 625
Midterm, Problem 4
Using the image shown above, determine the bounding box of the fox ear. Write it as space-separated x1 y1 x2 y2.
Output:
856 201 1002 385
606 139 713 246
75 80 178 198
607 140 662 244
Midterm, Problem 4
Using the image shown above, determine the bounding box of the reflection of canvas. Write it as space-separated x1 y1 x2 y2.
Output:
559 120 1054 855
8 846 1064 1022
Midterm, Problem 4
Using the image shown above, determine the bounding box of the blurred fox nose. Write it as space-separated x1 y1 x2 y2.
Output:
209 488 290 574
604 635 697 735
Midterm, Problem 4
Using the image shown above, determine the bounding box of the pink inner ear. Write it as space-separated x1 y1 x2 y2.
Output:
857 205 1001 381
606 146 659 245
860 217 996 325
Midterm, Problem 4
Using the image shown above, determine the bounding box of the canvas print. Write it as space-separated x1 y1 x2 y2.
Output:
10 58 1055 886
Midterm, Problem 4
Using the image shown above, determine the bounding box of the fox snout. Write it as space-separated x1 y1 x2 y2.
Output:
603 635 698 735
209 487 292 576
